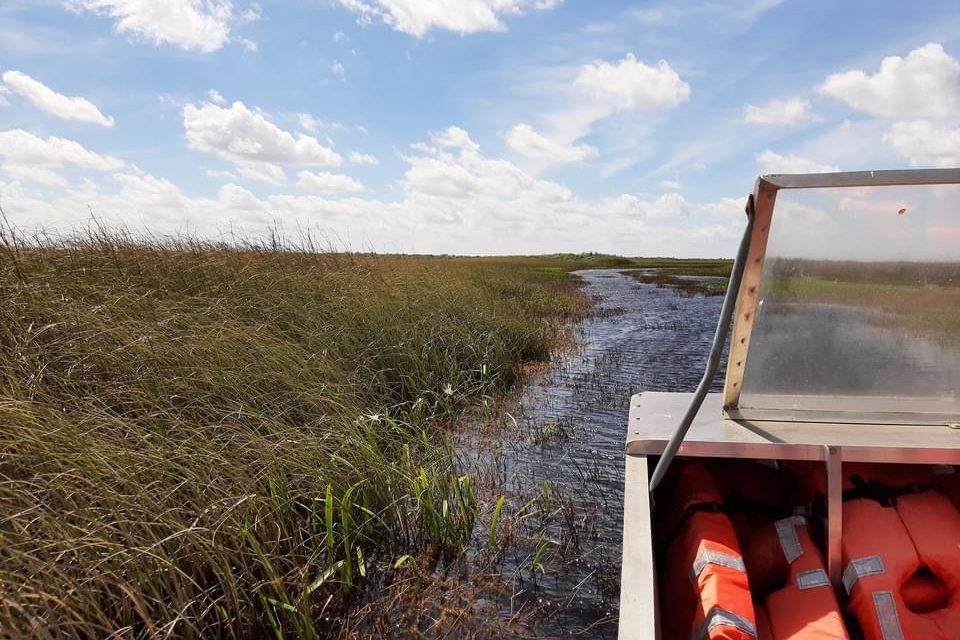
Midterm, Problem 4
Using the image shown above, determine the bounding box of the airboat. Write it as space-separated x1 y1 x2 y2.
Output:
620 169 960 639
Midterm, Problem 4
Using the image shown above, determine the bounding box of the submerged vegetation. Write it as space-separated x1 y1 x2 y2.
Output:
0 225 598 638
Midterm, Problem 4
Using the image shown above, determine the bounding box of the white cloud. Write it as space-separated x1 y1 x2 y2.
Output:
233 161 287 185
0 129 124 172
296 170 364 194
349 152 379 165
575 54 690 112
820 43 960 120
660 177 682 191
883 121 960 167
297 114 367 135
237 3 261 24
207 89 226 105
629 0 783 28
401 130 569 207
628 192 691 220
522 54 688 157
1 125 743 257
333 0 562 37
297 113 320 133
787 119 892 174
205 167 237 180
2 164 70 187
431 126 480 153
744 97 817 125
183 100 343 184
505 123 597 167
331 61 346 81
114 168 191 209
2 70 114 127
756 149 839 174
67 0 259 53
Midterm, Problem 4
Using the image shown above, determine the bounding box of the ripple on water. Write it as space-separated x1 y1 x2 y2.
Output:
462 269 727 638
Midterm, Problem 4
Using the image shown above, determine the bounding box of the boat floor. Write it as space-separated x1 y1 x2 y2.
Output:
620 391 960 639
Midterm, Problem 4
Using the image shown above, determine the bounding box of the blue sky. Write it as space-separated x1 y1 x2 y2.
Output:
1 0 959 256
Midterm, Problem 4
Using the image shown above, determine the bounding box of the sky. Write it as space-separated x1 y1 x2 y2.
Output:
1 0 959 257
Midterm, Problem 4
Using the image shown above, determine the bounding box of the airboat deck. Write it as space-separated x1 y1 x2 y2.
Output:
627 392 960 463
618 169 960 640
620 392 960 639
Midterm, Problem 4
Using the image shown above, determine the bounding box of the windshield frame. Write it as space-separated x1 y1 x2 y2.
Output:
721 168 960 425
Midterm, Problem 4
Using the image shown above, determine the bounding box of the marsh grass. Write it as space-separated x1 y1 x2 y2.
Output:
621 259 732 297
0 221 593 638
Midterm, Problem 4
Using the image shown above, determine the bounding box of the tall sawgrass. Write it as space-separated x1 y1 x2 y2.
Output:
0 223 589 638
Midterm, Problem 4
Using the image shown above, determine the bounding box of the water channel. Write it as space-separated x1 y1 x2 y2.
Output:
463 268 727 637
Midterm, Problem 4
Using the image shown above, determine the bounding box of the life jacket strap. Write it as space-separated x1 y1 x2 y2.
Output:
692 607 757 640
689 548 747 581
872 590 905 640
842 555 885 595
775 515 806 564
797 568 831 590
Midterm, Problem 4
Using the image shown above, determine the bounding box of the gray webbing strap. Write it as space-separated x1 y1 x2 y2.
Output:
775 516 806 564
797 569 831 590
872 591 905 640
692 607 757 640
842 555 885 595
689 549 747 581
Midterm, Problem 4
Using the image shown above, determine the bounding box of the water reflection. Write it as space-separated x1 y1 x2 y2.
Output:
461 269 725 637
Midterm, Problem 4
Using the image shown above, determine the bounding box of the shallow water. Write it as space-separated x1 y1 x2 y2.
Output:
463 268 727 637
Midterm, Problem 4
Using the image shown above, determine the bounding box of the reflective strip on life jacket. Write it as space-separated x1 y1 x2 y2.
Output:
796 568 831 590
871 591 905 640
774 515 805 564
842 555 885 595
661 463 758 640
690 549 748 581
763 516 850 639
693 607 757 640
843 493 960 640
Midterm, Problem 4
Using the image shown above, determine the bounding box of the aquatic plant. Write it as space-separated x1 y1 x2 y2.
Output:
0 221 593 637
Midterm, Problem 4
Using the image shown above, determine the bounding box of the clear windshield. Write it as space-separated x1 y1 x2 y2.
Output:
739 183 960 422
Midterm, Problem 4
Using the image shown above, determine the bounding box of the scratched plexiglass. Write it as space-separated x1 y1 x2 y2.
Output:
738 183 960 423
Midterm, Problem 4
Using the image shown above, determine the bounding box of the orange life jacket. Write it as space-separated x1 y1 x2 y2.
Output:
785 461 937 503
843 491 960 639
661 463 756 640
660 462 848 639
759 516 849 639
